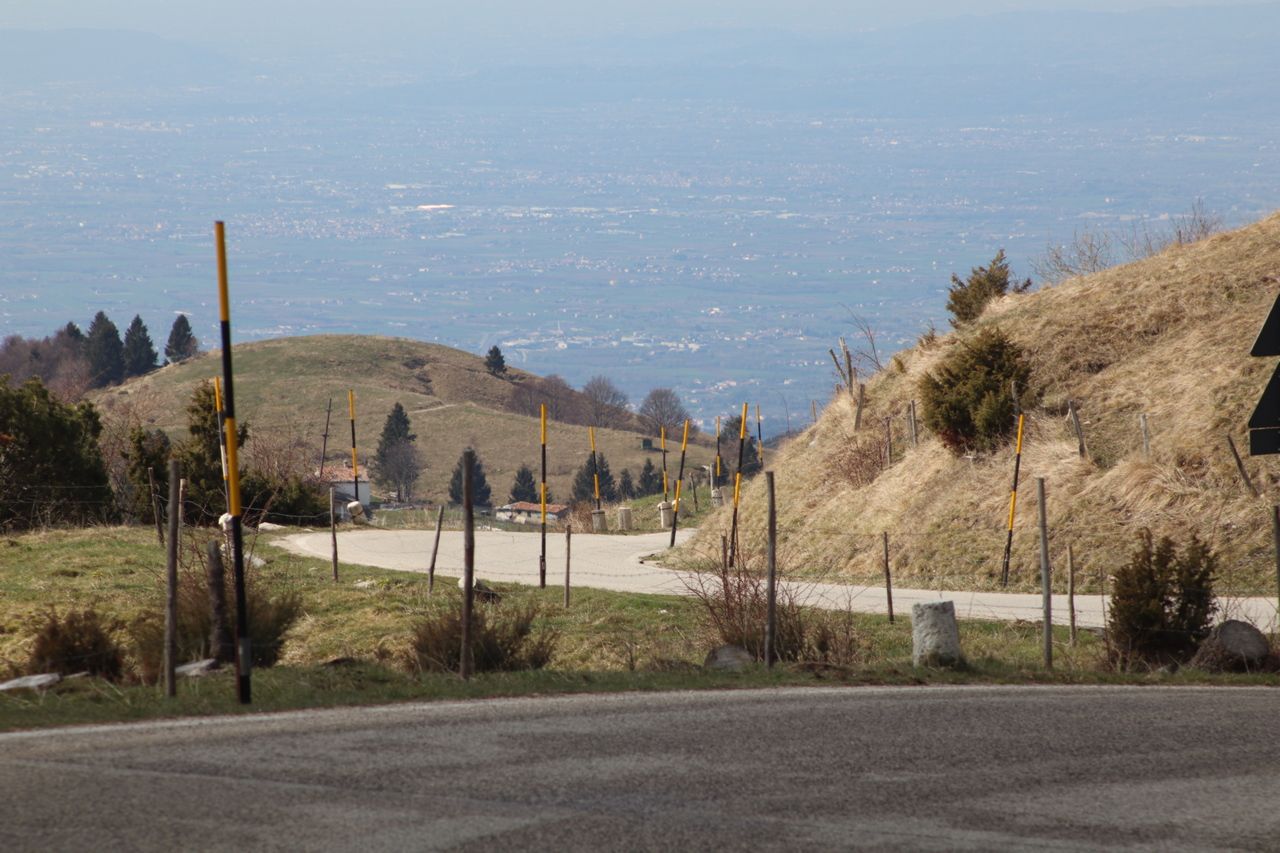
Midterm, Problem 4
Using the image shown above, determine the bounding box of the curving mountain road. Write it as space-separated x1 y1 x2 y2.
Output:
279 528 1280 630
3 686 1280 850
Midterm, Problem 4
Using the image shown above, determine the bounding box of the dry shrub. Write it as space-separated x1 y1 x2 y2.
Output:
407 601 558 673
131 538 302 682
684 556 863 667
831 433 884 487
26 607 125 680
1107 530 1216 669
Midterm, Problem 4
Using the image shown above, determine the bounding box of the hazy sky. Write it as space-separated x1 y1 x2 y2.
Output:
2 0 1271 56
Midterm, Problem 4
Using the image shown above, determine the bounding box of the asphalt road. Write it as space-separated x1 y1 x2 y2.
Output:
281 528 1280 630
3 686 1279 851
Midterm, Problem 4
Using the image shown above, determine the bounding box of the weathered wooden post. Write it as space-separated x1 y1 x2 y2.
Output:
164 458 180 698
1037 477 1052 671
764 472 778 669
460 450 476 680
428 504 444 595
882 531 894 623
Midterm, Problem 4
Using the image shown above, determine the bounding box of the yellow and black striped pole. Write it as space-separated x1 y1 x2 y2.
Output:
540 404 547 588
215 221 252 705
669 419 691 548
348 390 359 507
728 402 749 567
213 376 229 507
755 403 764 467
589 426 601 510
999 413 1026 586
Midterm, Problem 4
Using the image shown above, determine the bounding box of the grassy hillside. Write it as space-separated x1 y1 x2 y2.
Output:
91 335 699 505
682 212 1280 595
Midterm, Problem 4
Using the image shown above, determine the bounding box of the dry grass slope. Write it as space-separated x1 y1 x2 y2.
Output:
685 211 1280 594
90 335 688 504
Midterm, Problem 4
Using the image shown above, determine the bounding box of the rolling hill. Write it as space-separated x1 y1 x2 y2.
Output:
92 335 702 505
681 212 1280 595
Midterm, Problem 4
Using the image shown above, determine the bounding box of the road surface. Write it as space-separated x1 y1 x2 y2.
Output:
3 686 1279 850
280 528 1280 629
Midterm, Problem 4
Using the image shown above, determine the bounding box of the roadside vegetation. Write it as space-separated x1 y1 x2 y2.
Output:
2 526 1277 732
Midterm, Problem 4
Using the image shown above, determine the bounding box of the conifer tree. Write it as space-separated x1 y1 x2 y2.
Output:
571 452 617 503
509 464 541 504
371 402 420 501
448 447 492 506
171 381 247 523
638 458 662 496
122 315 158 379
484 345 507 377
85 311 125 388
618 468 635 500
124 426 171 521
165 314 199 363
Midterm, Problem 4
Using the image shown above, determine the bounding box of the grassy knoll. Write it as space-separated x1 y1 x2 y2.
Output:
87 334 711 506
2 526 1277 732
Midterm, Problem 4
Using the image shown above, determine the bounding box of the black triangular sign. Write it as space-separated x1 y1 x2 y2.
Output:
1251 292 1280 356
1250 362 1280 429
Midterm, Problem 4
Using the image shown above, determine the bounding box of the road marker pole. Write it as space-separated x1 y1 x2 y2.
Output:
999 413 1026 586
215 221 252 704
669 419 690 548
728 403 748 567
164 458 180 698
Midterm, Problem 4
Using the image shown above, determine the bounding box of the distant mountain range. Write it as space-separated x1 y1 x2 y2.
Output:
4 5 1279 118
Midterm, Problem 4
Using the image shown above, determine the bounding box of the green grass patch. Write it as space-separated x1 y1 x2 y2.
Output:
2 525 1278 732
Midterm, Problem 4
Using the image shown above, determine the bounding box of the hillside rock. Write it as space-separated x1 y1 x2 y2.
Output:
704 645 753 672
1190 620 1272 672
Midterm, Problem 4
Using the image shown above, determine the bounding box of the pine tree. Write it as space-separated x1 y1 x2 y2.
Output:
571 452 617 504
448 447 492 506
165 314 199 363
618 468 635 500
122 315 158 379
638 458 662 496
0 376 113 530
371 402 419 502
60 322 85 347
171 381 247 523
509 464 539 503
484 345 506 377
945 249 1032 327
124 426 171 522
85 311 125 388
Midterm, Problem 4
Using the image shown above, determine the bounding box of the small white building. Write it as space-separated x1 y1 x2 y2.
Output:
496 501 570 525
320 463 372 520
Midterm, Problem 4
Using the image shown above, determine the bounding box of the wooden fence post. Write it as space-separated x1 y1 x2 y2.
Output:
764 472 777 668
206 540 233 664
908 401 918 447
564 526 572 608
1068 400 1088 460
1067 544 1077 647
1139 413 1151 459
882 531 894 623
1227 435 1260 498
854 384 866 430
428 504 444 595
1037 477 1052 671
329 486 339 582
148 466 164 546
460 451 476 680
164 459 180 698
